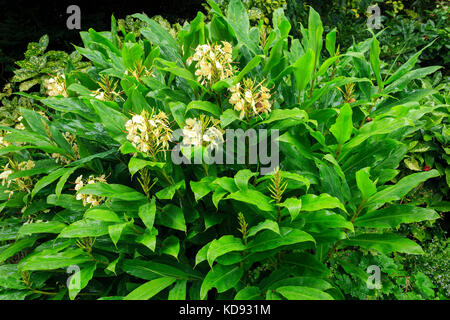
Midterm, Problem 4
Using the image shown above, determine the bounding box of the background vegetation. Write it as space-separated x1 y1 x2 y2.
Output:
0 0 448 300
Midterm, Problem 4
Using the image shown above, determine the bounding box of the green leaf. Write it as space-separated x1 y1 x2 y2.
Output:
260 108 308 125
18 222 66 235
325 28 337 57
0 237 38 263
195 243 211 267
190 178 215 202
303 211 354 232
247 220 280 237
234 169 257 191
124 277 176 300
106 256 120 274
78 183 147 201
122 259 200 281
366 170 439 210
169 102 186 127
234 286 262 300
0 265 27 290
91 100 128 143
247 227 315 253
384 41 435 85
128 157 165 177
200 264 244 300
330 103 353 146
207 235 246 267
369 36 382 89
133 13 182 65
155 180 185 200
268 277 333 292
138 199 156 231
32 168 71 198
161 236 180 259
136 228 158 252
59 219 112 238
300 193 346 213
227 0 249 37
384 66 442 94
155 59 199 89
355 167 377 200
293 49 315 96
122 42 143 70
226 189 275 213
340 233 424 255
220 109 240 127
108 222 128 247
283 252 331 277
168 280 187 300
55 166 80 198
19 249 90 271
84 208 122 223
355 205 439 229
233 55 262 84
185 101 221 117
276 286 334 300
279 198 302 221
157 205 186 232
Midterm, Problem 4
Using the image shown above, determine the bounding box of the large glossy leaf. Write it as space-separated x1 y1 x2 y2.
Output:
78 183 147 201
0 237 38 263
276 286 333 300
18 248 91 271
124 277 176 300
247 227 315 253
366 170 439 210
355 167 377 200
340 233 423 254
226 189 275 212
300 193 346 213
157 205 186 232
369 36 382 89
355 205 439 229
206 235 246 267
200 264 244 300
138 199 156 231
247 220 280 237
121 259 201 281
59 219 112 238
18 222 66 235
330 103 353 146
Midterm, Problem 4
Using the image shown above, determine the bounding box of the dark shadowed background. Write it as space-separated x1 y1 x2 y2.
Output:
0 0 205 83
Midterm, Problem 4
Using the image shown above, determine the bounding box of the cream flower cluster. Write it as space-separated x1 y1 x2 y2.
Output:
75 174 107 207
187 42 234 86
0 131 10 147
51 132 80 164
0 160 35 198
125 110 173 158
228 78 272 119
182 115 224 149
15 116 25 130
44 74 68 97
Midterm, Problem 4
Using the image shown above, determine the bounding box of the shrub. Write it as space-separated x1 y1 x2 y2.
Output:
0 0 447 300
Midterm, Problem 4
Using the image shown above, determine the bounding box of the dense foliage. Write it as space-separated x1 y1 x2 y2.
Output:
0 0 448 300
